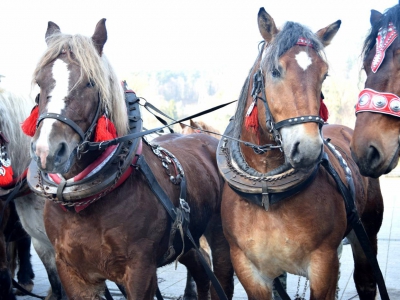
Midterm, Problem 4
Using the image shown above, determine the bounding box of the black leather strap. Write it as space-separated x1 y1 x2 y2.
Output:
320 151 389 300
84 100 237 152
12 278 45 299
137 155 228 300
275 115 324 130
37 112 86 141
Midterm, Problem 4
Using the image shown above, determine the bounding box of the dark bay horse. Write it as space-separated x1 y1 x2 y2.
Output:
27 19 233 299
351 3 400 178
219 8 384 299
0 88 67 299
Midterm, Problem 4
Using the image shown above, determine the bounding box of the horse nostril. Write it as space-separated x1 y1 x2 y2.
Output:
54 143 68 166
366 145 381 168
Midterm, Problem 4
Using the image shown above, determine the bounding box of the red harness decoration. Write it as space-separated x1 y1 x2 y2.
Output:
21 106 39 137
371 22 398 73
356 88 400 118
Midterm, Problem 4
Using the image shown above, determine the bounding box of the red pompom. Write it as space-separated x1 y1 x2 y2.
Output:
21 106 39 137
0 165 13 187
94 115 117 142
245 104 259 133
319 98 329 122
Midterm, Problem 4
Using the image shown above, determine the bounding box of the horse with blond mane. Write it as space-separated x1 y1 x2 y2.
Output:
25 19 233 299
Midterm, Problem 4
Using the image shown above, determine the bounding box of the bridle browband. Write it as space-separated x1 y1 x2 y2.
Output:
35 92 102 155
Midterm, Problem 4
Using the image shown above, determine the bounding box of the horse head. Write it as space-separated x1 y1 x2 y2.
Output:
351 4 400 178
30 19 128 177
245 8 340 171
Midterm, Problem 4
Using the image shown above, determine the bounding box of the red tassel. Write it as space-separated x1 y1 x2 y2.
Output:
319 98 329 122
245 104 259 133
0 165 13 187
21 106 39 137
94 115 117 142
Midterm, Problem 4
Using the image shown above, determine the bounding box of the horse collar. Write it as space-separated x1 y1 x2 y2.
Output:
217 119 319 210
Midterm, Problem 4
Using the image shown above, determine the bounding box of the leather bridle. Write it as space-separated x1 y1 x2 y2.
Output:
35 92 102 156
251 40 325 151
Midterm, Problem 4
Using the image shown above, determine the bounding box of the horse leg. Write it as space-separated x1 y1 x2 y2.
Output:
308 249 338 300
0 233 15 300
349 178 383 300
230 245 272 300
205 215 234 300
32 238 66 300
15 235 34 294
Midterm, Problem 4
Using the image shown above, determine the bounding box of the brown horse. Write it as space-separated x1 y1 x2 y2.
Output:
351 3 400 178
27 19 233 299
180 119 221 139
219 8 384 300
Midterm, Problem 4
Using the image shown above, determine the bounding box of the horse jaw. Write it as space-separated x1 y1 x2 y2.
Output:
280 123 323 170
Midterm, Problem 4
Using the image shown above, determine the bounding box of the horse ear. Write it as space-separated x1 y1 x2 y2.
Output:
92 18 107 55
315 20 341 47
370 10 383 27
257 7 278 42
190 119 197 127
45 21 61 45
179 123 186 129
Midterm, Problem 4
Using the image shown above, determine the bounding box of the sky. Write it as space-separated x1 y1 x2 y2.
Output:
0 0 398 94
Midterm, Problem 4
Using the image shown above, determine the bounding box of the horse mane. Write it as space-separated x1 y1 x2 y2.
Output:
32 33 128 136
233 22 325 139
262 22 325 74
0 88 33 176
362 4 400 60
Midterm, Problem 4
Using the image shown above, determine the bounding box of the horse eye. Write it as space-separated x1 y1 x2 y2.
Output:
272 69 281 78
87 80 95 88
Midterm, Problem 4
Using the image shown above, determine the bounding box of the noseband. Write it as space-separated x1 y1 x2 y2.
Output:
35 93 102 153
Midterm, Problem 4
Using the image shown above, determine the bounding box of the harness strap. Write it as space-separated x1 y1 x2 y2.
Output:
0 178 27 227
84 100 237 152
136 155 228 300
12 278 45 299
320 151 389 300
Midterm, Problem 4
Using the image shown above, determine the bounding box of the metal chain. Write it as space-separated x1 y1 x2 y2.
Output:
221 141 295 182
294 276 308 300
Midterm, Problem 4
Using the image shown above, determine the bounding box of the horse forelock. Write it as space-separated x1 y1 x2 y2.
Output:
0 90 33 175
262 22 325 74
33 33 128 136
363 4 400 61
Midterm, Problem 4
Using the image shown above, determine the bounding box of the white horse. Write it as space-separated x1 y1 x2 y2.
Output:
0 87 66 299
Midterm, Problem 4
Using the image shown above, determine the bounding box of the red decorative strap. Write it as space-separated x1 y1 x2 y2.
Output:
356 88 400 118
296 37 313 48
371 22 398 73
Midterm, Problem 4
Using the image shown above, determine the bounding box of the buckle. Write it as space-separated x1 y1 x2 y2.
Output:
179 198 190 214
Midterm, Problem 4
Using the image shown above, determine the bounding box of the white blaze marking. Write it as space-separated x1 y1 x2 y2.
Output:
295 51 312 71
35 59 70 168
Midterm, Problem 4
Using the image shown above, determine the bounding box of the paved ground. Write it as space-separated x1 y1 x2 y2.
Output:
16 176 400 299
